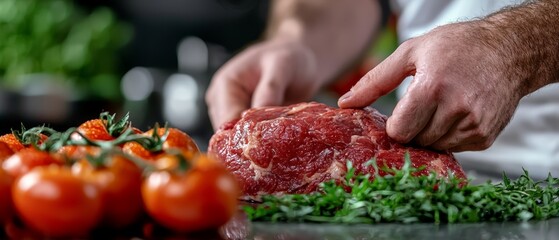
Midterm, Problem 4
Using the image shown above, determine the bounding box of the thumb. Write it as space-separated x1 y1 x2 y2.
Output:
338 43 415 108
251 54 290 108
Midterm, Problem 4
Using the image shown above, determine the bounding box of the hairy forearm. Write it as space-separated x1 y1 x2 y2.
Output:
478 0 559 97
266 0 382 84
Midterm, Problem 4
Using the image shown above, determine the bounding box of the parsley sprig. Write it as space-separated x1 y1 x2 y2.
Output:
243 153 559 223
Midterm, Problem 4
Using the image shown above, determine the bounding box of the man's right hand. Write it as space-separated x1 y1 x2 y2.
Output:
205 37 319 130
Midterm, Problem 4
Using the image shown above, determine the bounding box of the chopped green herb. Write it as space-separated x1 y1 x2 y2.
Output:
243 153 559 223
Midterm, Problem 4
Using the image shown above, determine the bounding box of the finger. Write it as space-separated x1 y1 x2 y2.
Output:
251 54 290 108
433 134 489 152
338 41 415 108
412 107 467 147
448 142 492 152
206 74 251 131
386 87 438 143
430 121 494 152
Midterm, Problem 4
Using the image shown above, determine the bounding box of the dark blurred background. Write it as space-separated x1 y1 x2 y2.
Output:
0 0 270 150
0 0 396 151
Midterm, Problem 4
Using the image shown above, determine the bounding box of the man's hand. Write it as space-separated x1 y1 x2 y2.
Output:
340 0 559 153
205 38 319 130
339 22 522 152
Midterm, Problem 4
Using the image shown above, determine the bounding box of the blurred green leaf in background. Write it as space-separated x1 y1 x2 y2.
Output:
0 0 132 100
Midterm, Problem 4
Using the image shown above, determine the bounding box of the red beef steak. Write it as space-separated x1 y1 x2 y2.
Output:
208 102 466 197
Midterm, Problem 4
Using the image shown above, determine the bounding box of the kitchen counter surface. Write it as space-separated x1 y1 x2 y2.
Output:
37 210 555 239
215 214 559 240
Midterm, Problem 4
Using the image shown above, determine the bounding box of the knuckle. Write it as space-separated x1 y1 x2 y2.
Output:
397 38 417 61
449 99 472 117
399 38 415 52
462 111 483 130
466 125 488 140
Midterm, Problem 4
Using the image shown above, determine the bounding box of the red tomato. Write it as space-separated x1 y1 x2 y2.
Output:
72 155 144 229
122 141 152 160
142 154 240 232
57 145 101 160
75 118 116 141
12 166 103 237
123 128 199 161
0 133 47 153
0 141 14 162
0 167 12 224
2 148 63 178
0 134 26 152
152 149 196 171
74 113 139 141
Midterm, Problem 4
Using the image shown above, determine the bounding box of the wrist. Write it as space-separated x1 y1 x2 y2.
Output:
475 1 559 95
264 0 381 85
265 23 336 86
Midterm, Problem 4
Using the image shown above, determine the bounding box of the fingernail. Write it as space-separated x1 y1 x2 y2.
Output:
339 91 353 103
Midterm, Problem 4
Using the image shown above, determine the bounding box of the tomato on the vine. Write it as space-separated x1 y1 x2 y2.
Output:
123 127 199 161
74 112 138 141
72 154 144 229
58 145 101 160
12 165 103 237
150 127 199 153
0 134 26 152
142 153 240 232
0 141 14 162
0 133 47 152
2 148 63 178
152 149 196 171
75 119 115 141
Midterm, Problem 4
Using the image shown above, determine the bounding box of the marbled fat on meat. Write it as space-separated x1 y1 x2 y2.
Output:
208 102 467 197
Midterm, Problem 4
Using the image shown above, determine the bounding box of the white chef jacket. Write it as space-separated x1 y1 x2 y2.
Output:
391 0 559 179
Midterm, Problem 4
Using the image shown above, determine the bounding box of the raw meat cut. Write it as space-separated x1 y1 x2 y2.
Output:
208 102 467 197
